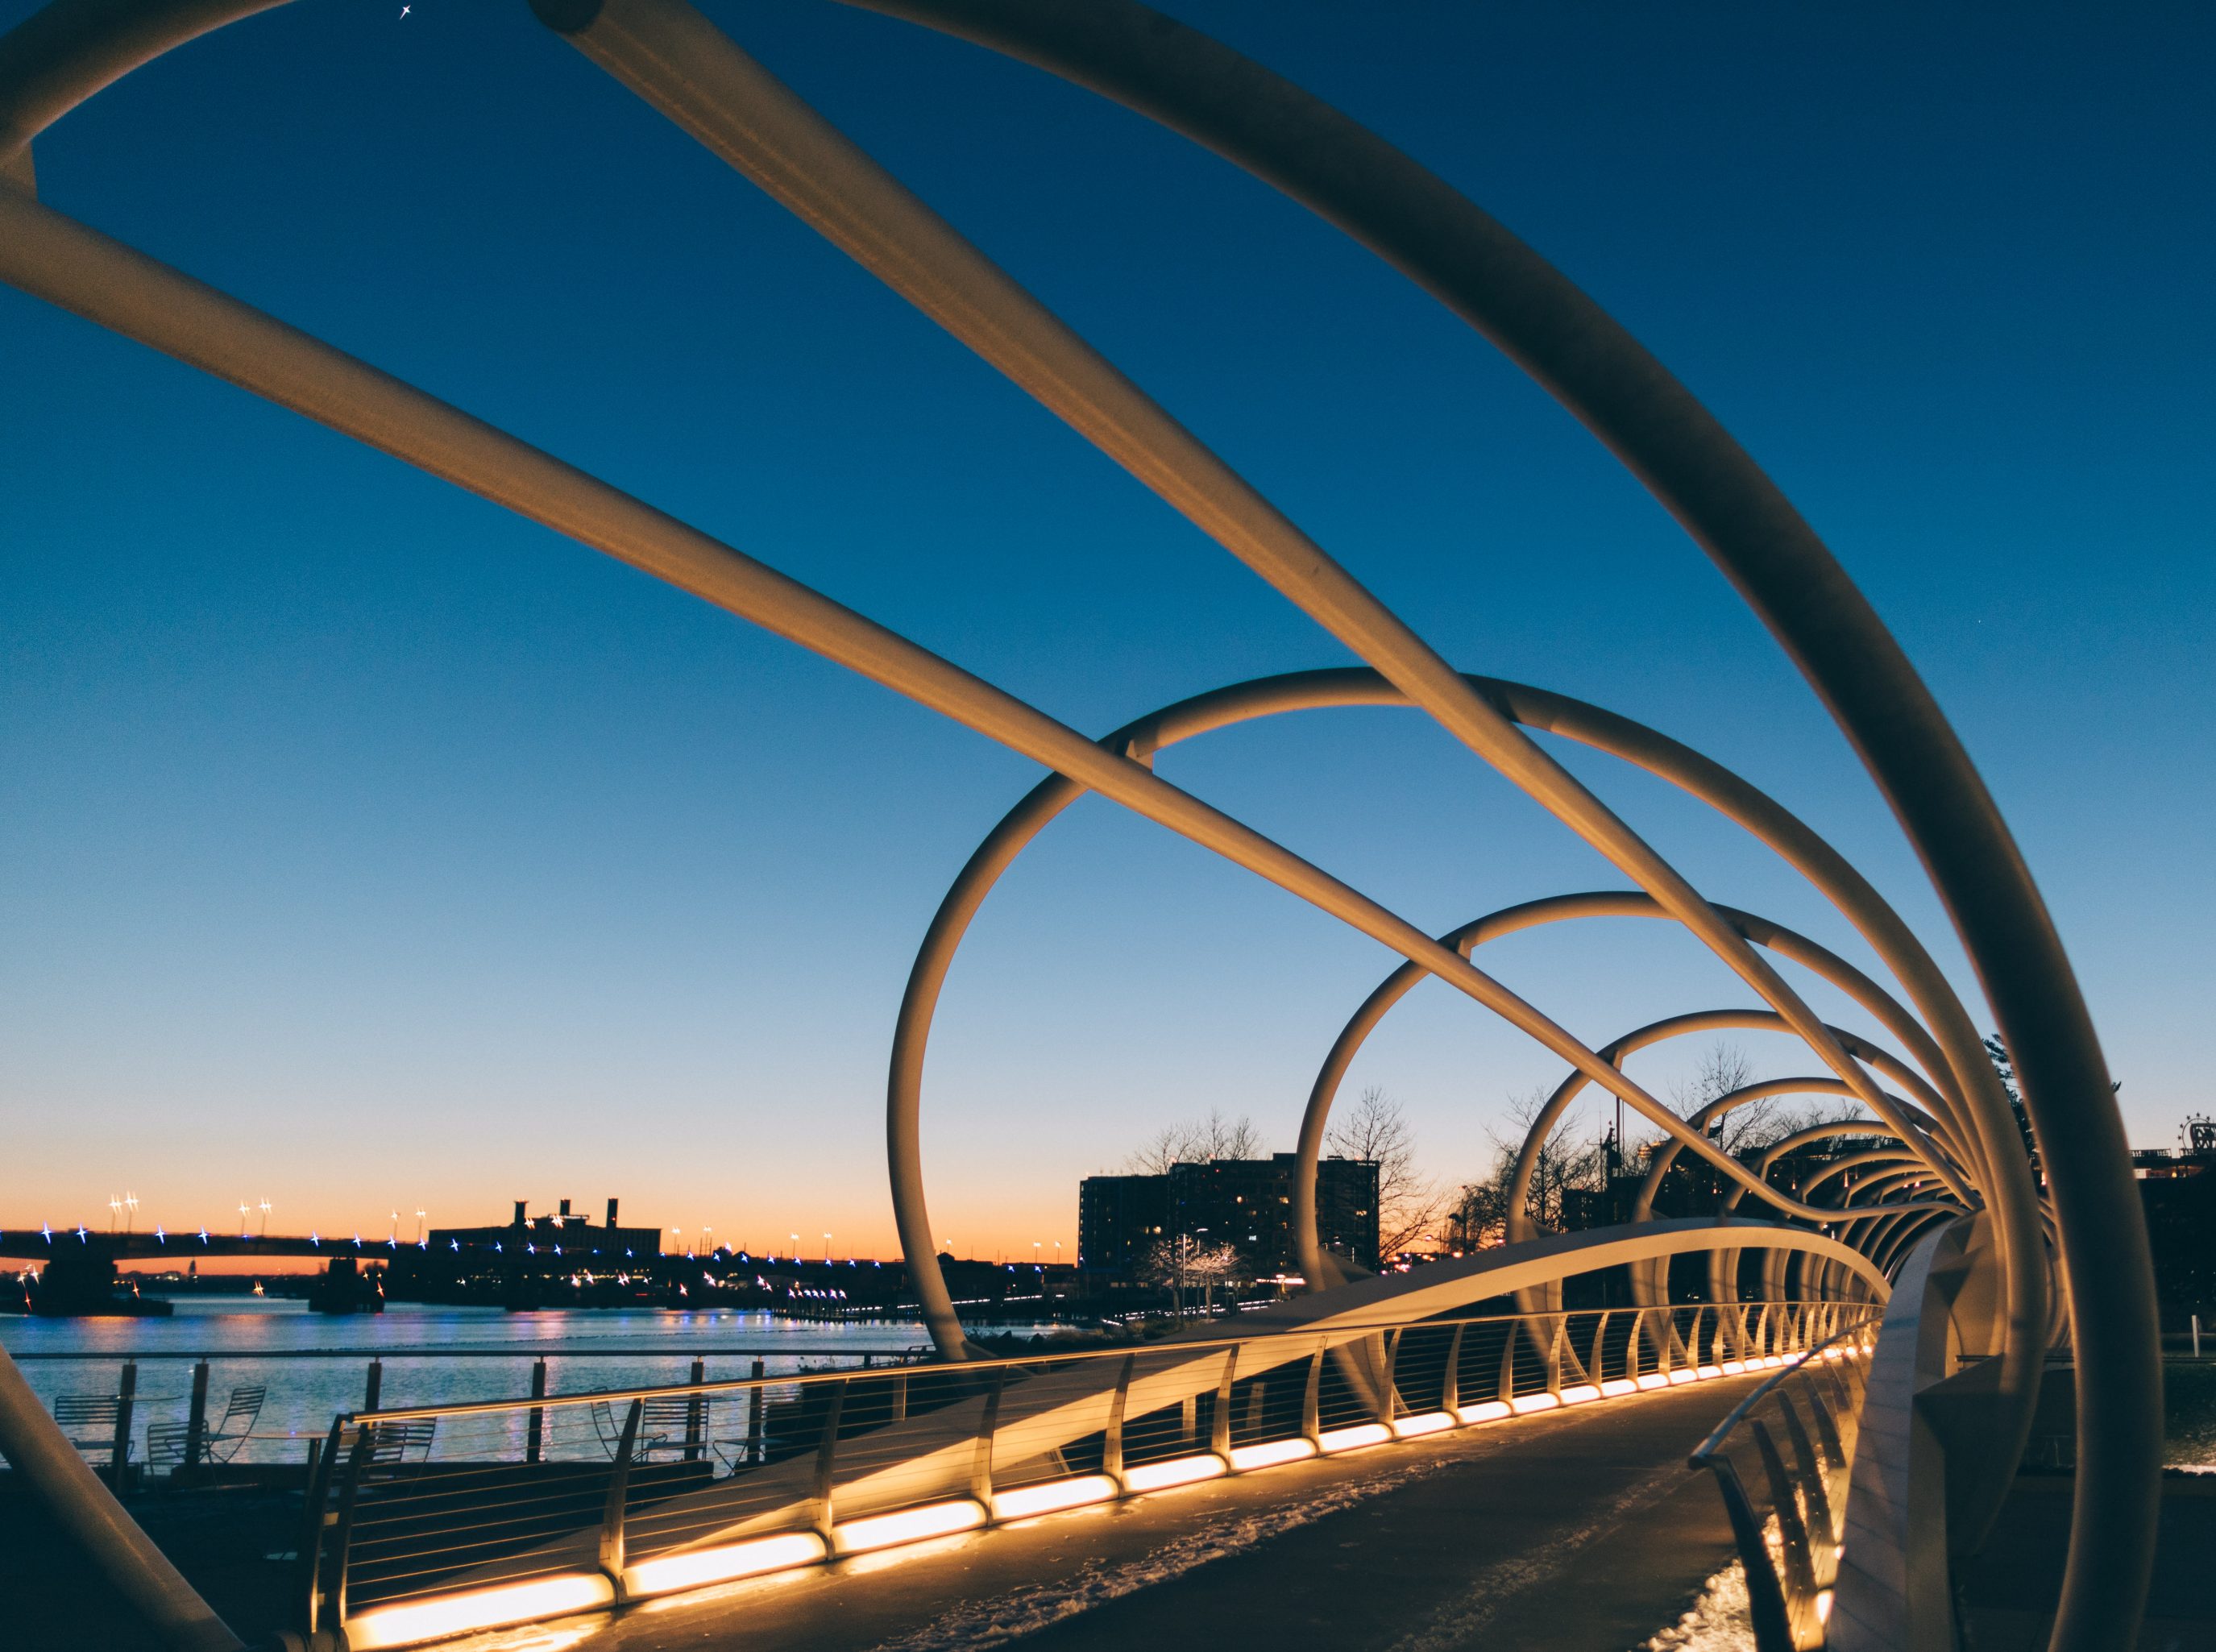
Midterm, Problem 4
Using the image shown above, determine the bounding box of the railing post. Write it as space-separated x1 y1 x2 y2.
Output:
1104 1353 1135 1490
1774 1392 1836 1577
686 1357 705 1463
1440 1323 1463 1414
1378 1330 1402 1422
747 1357 766 1463
363 1358 382 1413
1210 1346 1238 1458
1496 1321 1518 1402
600 1399 641 1588
1699 1456 1797 1652
1587 1310 1610 1388
1750 1417 1821 1635
326 1424 375 1633
526 1357 547 1464
1545 1318 1565 1399
1301 1344 1324 1449
1627 1307 1644 1384
971 1368 1005 1509
298 1417 343 1636
890 1368 908 1425
811 1380 847 1544
1800 1371 1847 1471
109 1360 136 1494
184 1359 210 1472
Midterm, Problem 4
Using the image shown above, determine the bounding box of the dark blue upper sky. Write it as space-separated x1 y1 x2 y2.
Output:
3 0 2210 1251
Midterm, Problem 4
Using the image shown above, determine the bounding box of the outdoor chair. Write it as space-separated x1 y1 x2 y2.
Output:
364 1418 436 1465
52 1394 123 1467
144 1384 267 1473
591 1394 731 1463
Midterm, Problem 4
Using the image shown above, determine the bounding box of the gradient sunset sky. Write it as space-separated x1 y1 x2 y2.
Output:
3 2 2210 1261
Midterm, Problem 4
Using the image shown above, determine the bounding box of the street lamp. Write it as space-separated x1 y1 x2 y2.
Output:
824 1232 832 1264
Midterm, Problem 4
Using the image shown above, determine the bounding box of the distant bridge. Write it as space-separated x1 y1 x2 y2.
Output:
0 1230 424 1264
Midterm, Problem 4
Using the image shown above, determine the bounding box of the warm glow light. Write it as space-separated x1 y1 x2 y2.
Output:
1817 1589 1836 1623
1694 1365 1725 1380
1720 1360 1745 1375
1635 1372 1672 1391
1600 1378 1637 1397
1457 1400 1513 1424
1121 1453 1227 1492
1508 1392 1562 1414
1318 1422 1393 1453
990 1476 1118 1520
621 1533 825 1596
1229 1437 1318 1471
1667 1369 1698 1385
1558 1384 1601 1405
344 1575 616 1650
832 1500 986 1554
1391 1410 1456 1438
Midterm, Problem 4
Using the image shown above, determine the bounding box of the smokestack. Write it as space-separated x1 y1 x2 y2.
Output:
513 1200 526 1227
559 1197 571 1218
605 1197 619 1229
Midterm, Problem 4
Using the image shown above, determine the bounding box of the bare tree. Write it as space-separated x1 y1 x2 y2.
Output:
1123 1109 1264 1173
1135 1234 1244 1318
1326 1086 1446 1256
1479 1084 1604 1234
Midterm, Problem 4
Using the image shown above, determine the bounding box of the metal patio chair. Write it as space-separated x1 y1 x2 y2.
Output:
52 1394 123 1467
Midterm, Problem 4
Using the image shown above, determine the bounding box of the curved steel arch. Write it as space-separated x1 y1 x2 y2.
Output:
0 1 2148 1642
881 666 1986 1356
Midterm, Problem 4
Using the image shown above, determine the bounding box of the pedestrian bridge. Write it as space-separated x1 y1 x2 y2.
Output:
0 2 2161 1650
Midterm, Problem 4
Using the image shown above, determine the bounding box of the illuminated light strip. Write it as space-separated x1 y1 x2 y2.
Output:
1391 1410 1456 1438
1720 1360 1746 1375
1121 1453 1226 1492
343 1574 616 1650
1318 1422 1392 1453
1508 1392 1562 1415
1558 1384 1602 1405
1457 1399 1513 1424
1229 1437 1318 1470
832 1498 985 1554
1635 1372 1673 1392
621 1532 825 1597
990 1475 1118 1520
1695 1365 1725 1380
1667 1369 1699 1385
1600 1378 1638 1397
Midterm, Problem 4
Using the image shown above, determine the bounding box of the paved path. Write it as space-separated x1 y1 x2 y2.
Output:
455 1376 1758 1652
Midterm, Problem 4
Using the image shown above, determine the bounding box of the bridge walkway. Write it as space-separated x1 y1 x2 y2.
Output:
451 1373 1757 1652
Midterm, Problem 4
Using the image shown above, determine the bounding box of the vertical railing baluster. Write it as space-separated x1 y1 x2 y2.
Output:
972 1368 1006 1509
1697 1455 1796 1652
1301 1343 1324 1448
326 1424 375 1633
600 1399 641 1588
1379 1330 1403 1423
1210 1346 1238 1457
748 1357 766 1463
110 1360 135 1495
1750 1417 1821 1640
1774 1391 1835 1577
362 1358 381 1414
1587 1310 1610 1388
1104 1353 1135 1490
184 1359 209 1473
811 1380 848 1545
1440 1322 1464 1414
686 1357 705 1463
297 1417 343 1637
526 1358 546 1464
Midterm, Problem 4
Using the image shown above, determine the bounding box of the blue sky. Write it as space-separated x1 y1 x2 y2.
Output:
2 1 2210 1257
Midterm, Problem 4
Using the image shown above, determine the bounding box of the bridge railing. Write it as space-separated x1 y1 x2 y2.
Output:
305 1297 1851 1649
1687 1317 1882 1651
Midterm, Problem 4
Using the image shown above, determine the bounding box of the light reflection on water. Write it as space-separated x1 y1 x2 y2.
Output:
0 1297 1044 1464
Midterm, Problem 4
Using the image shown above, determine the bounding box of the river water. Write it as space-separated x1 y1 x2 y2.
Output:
1 1296 1048 1464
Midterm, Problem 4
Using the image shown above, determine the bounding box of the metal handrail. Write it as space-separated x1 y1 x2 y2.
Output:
346 1298 1852 1425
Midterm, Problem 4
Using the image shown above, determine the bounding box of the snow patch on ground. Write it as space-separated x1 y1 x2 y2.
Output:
1641 1560 1756 1652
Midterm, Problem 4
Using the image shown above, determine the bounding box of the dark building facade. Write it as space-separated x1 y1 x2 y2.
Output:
1078 1155 1379 1281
